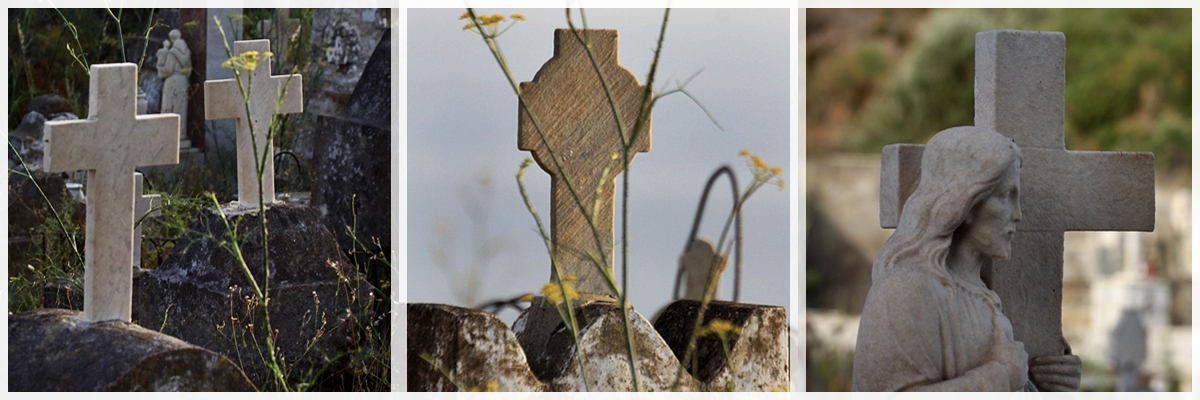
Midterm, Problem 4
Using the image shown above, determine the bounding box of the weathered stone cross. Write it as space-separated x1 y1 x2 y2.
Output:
205 39 304 208
879 30 1155 358
43 63 180 322
518 29 651 296
133 172 161 269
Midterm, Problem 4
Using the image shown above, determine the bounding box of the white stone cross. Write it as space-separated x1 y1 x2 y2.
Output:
133 172 161 269
204 39 303 208
518 29 651 296
43 63 180 323
879 30 1155 358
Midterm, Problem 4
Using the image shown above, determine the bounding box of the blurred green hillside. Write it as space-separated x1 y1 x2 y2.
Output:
807 9 1191 176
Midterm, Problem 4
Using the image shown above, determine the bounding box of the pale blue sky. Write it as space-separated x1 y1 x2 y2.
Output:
406 8 791 323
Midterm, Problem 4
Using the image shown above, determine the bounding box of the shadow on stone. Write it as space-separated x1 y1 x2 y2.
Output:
654 299 790 391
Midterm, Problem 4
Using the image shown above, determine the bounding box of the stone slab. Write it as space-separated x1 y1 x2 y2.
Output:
134 202 383 390
311 28 390 255
653 300 790 391
9 308 256 391
514 297 701 391
407 303 543 392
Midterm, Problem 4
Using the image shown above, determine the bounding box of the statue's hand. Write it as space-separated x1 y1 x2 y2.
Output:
1028 336 1082 392
989 314 1028 390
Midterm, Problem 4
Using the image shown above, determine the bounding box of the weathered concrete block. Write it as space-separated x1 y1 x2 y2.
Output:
654 299 790 391
408 303 543 391
134 202 384 390
9 308 256 391
514 296 702 391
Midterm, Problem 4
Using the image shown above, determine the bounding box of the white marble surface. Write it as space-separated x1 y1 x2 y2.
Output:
43 63 179 322
204 39 303 209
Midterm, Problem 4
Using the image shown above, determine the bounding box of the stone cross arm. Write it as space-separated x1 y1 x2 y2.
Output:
881 144 1155 231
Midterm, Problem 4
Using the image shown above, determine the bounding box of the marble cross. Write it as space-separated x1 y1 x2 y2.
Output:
879 30 1155 358
518 29 651 296
133 172 161 269
43 63 180 323
204 39 304 208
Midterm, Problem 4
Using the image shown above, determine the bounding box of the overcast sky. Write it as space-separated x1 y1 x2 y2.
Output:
405 8 792 324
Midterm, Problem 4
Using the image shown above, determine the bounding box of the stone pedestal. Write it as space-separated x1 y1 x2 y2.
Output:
8 308 256 391
133 202 384 390
408 303 544 391
514 296 702 391
653 299 790 391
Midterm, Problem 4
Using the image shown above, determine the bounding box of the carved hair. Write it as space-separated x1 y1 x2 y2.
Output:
873 126 1022 287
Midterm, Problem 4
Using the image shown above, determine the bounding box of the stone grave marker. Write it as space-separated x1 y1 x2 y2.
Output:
1111 308 1148 391
9 309 256 391
679 239 725 301
517 28 651 296
312 28 391 303
879 30 1155 359
312 28 390 260
204 39 303 208
42 63 180 323
133 173 161 270
411 27 788 392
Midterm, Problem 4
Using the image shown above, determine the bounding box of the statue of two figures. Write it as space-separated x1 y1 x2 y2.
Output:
852 127 1082 392
157 29 191 148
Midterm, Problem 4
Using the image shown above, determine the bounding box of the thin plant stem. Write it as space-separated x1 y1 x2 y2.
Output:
672 177 771 390
517 160 592 392
8 144 84 266
214 17 289 391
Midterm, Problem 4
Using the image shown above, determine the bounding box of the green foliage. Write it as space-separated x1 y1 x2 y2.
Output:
806 337 854 391
9 9 161 129
7 186 85 313
822 9 1190 174
846 9 1056 153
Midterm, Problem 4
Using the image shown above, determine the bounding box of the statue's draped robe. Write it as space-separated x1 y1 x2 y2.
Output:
853 265 1033 391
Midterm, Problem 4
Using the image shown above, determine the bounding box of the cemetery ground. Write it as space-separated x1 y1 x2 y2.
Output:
9 9 391 391
408 9 791 391
806 9 1190 391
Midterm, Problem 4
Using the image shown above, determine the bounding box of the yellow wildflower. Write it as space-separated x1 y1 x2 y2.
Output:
518 293 534 302
223 50 264 71
699 318 741 339
459 11 471 20
739 149 751 156
540 275 578 306
752 156 766 169
511 13 525 21
769 166 782 175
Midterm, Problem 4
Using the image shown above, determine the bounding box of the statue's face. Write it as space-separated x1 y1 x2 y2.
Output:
964 159 1021 259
